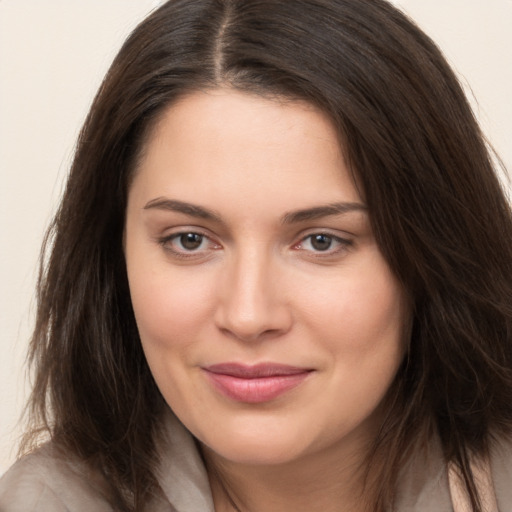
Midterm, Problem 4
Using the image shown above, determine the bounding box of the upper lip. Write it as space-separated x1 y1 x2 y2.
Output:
204 363 312 379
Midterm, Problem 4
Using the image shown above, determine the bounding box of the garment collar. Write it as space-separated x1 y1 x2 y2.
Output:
156 410 452 512
156 412 215 512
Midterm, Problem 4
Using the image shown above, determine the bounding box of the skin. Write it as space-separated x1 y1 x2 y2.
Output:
124 89 407 511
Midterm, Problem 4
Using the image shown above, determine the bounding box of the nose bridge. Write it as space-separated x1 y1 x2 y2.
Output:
215 243 289 341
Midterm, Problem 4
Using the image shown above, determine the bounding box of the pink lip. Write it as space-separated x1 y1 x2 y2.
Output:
203 363 313 403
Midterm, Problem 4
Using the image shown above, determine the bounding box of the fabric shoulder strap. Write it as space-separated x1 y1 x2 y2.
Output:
448 455 498 512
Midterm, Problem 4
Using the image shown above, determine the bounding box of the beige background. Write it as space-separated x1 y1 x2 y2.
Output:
1 0 511 474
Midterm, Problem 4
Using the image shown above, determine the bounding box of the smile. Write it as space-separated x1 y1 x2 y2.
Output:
202 363 313 403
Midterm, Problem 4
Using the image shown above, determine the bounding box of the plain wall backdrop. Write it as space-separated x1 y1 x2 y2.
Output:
1 0 511 474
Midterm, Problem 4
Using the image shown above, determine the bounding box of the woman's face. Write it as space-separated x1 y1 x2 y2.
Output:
125 89 407 467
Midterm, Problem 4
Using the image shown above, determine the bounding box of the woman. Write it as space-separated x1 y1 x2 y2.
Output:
1 0 511 511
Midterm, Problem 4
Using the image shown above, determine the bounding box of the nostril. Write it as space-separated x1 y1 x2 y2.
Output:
213 256 293 341
214 300 292 343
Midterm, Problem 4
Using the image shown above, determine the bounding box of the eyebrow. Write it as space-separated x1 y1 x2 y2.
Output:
143 198 222 222
281 202 367 224
143 197 367 224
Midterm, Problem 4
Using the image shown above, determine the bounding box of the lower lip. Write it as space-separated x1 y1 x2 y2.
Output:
204 371 311 403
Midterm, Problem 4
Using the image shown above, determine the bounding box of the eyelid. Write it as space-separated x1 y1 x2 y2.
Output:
293 229 354 256
155 225 354 261
157 227 222 259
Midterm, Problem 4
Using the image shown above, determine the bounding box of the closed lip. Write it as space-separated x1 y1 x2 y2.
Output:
204 362 312 378
202 363 313 403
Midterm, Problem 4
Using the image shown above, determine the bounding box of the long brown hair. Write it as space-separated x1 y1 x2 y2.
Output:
24 0 512 510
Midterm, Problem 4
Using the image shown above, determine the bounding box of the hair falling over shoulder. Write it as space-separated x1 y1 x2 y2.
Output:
21 1 512 510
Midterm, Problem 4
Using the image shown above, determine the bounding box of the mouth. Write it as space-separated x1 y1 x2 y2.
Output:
202 363 313 403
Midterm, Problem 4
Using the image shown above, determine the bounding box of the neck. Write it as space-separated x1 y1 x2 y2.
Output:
202 438 379 512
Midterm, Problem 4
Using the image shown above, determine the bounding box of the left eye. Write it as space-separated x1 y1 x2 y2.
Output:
299 233 350 253
305 234 335 251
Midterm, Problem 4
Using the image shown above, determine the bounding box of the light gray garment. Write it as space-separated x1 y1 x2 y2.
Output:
1 414 511 511
0 414 214 512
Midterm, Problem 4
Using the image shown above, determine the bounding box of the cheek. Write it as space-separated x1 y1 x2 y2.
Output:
345 276 404 344
308 261 406 425
127 256 216 355
297 255 406 360
127 265 217 410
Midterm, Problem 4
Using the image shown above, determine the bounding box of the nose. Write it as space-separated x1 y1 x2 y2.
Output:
214 248 292 342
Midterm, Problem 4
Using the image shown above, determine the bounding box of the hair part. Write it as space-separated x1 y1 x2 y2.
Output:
23 1 512 510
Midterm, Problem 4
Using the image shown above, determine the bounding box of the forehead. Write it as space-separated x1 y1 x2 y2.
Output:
129 88 362 216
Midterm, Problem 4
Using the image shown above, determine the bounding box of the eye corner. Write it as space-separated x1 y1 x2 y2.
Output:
292 231 354 259
155 228 223 262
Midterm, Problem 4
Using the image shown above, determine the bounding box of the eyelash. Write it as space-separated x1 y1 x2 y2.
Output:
293 232 353 257
158 231 220 259
157 230 353 260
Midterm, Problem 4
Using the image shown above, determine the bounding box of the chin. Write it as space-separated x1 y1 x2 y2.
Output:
206 439 306 467
197 417 322 467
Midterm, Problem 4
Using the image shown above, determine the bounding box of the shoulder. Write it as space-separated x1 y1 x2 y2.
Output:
395 435 512 511
394 437 452 511
0 444 114 512
490 435 512 509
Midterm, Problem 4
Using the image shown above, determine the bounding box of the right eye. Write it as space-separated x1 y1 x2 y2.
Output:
173 232 206 251
158 231 221 259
